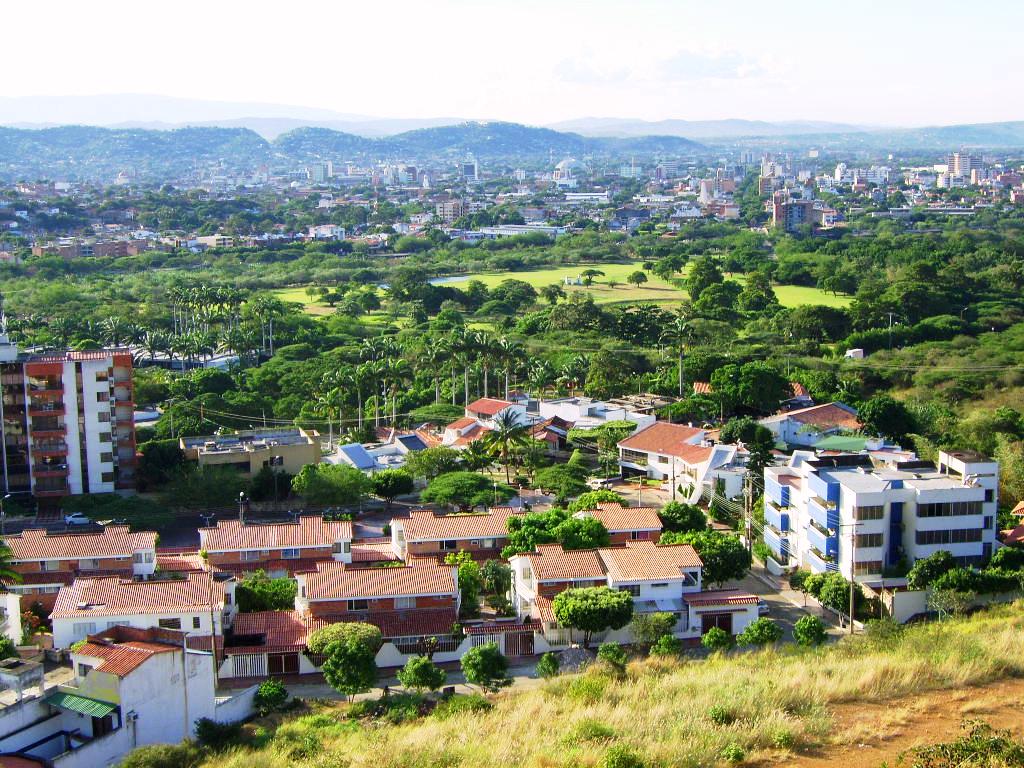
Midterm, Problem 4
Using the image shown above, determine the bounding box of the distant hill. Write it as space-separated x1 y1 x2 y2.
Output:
546 117 869 139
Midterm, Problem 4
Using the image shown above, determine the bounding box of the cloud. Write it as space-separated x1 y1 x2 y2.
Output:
657 49 768 81
552 58 634 86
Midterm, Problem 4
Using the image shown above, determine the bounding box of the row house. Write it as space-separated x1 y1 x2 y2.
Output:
2 526 156 610
763 449 999 580
509 541 759 646
198 516 353 577
50 571 235 649
390 506 523 560
575 502 663 544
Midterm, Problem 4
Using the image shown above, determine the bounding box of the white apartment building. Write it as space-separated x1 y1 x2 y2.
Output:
538 396 656 431
763 450 999 580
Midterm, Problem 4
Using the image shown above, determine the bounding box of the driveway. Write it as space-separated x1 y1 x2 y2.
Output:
728 564 848 641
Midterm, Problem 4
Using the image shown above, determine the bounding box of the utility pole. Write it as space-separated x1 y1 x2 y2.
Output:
849 522 858 635
743 474 753 552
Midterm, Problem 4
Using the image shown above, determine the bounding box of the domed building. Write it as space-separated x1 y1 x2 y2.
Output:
552 157 579 188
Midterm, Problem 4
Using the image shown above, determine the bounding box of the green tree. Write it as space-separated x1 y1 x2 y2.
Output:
481 559 511 595
567 490 625 513
629 612 678 645
370 469 414 509
306 622 383 656
686 256 724 303
793 615 827 647
816 572 863 617
235 569 297 612
397 655 447 693
659 530 751 587
445 551 483 616
554 515 610 550
658 502 707 533
0 541 22 585
701 626 735 652
253 679 289 715
404 446 463 480
321 638 378 701
858 395 917 442
552 587 634 647
484 410 530 484
907 550 956 590
291 463 370 507
533 464 589 503
536 651 560 678
597 642 628 674
421 471 515 511
626 271 648 288
460 641 511 691
540 283 566 305
736 617 783 646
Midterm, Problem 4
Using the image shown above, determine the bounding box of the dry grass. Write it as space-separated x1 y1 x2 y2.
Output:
203 603 1024 768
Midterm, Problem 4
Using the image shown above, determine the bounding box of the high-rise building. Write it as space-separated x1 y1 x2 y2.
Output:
461 158 479 181
0 332 136 500
947 152 982 179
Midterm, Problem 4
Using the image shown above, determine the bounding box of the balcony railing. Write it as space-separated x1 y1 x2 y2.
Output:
806 547 838 573
764 500 789 533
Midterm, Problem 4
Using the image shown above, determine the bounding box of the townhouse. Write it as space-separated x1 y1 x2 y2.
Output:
180 427 320 478
390 506 523 560
509 541 759 646
50 571 235 648
198 515 353 577
1 526 156 610
574 502 663 543
763 449 999 580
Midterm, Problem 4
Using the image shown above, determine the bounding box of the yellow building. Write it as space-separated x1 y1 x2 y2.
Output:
180 428 321 477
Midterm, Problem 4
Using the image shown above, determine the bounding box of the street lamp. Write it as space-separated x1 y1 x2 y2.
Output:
238 492 248 524
0 494 11 536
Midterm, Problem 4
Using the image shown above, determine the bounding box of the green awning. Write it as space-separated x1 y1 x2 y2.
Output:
44 691 118 718
814 435 868 451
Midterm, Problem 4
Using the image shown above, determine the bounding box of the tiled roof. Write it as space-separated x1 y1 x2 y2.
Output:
597 541 702 581
450 424 491 446
445 417 478 431
365 608 458 638
51 572 226 619
155 553 206 572
618 421 705 458
692 382 713 395
776 402 861 431
671 443 715 466
524 545 606 581
351 542 401 562
401 507 522 542
199 515 351 552
229 610 311 652
3 526 155 562
75 639 177 676
301 560 457 601
1012 500 1024 516
789 382 809 398
582 502 662 533
535 595 556 624
466 398 514 416
683 589 759 607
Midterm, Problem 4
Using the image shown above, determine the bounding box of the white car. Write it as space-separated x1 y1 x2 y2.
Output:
64 512 91 526
757 598 770 616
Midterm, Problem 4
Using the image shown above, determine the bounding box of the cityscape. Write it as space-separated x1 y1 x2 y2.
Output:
0 1 1022 767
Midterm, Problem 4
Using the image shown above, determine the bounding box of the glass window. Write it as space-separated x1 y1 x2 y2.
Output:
854 505 884 521
159 617 182 629
347 599 369 611
394 597 416 609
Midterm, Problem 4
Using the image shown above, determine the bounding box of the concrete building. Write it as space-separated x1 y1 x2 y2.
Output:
763 450 999 579
179 428 320 478
0 338 136 500
537 397 656 431
759 402 861 448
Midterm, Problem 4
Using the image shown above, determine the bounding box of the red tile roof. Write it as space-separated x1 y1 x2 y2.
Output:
229 610 311 652
74 639 177 676
522 545 606 582
597 541 702 581
617 421 705 458
351 542 401 562
450 424 491 446
581 502 662 533
3 526 155 562
692 382 713 395
400 507 522 542
445 417 478 431
199 515 351 552
789 382 809 398
774 402 861 431
466 398 514 416
683 589 760 607
671 443 715 466
51 572 226 619
301 560 457 601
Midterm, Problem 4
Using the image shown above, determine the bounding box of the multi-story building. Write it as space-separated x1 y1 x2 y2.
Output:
2 526 157 610
772 194 815 232
198 516 353 577
763 450 999 580
390 506 522 561
573 502 663 544
0 336 136 500
179 427 320 478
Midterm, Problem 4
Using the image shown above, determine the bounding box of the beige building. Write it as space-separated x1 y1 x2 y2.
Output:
180 428 321 477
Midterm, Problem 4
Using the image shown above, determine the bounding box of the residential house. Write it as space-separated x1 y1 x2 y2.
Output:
442 397 528 449
2 527 156 611
573 502 663 544
536 396 656 431
390 506 523 560
759 402 861 448
179 427 321 478
763 449 999 579
50 572 235 649
198 516 353 577
329 431 429 474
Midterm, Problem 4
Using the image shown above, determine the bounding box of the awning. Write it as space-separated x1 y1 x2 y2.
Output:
44 691 118 718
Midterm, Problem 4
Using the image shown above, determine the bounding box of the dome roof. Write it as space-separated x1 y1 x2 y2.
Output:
554 158 578 171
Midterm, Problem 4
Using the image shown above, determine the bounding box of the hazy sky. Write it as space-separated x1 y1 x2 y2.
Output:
4 0 1022 126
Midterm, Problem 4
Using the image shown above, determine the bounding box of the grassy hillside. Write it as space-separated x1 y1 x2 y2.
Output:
192 604 1024 768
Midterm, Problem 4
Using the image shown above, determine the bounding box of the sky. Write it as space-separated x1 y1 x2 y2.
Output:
3 0 1022 127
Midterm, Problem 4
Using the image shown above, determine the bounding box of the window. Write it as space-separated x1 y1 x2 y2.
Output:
984 516 994 530
98 431 112 443
73 621 97 636
240 550 261 561
855 533 884 548
470 540 479 547
96 391 109 402
917 501 983 518
101 471 115 483
97 411 110 423
621 449 648 465
621 585 641 596
158 618 182 629
77 663 93 677
106 621 129 628
481 538 496 549
133 551 154 564
630 531 642 540
281 548 300 559
854 505 884 521
650 582 669 588
99 452 113 464
347 599 369 611
657 455 669 464
984 489 994 503
440 540 458 551
854 560 883 575
41 560 59 572
915 528 983 546
332 541 352 554
80 558 99 570
394 597 416 609
192 616 201 629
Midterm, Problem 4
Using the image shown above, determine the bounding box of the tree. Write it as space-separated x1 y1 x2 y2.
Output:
253 679 289 715
701 626 734 652
397 655 447 693
907 550 956 590
485 410 530 484
481 559 511 595
567 490 625 513
445 551 482 616
659 530 751 587
626 271 648 288
686 256 724 303
291 463 370 507
0 636 16 660
736 617 783 646
597 642 628 674
540 283 566 305
580 268 605 286
552 587 634 647
927 587 974 620
536 651 560 678
0 541 22 586
321 638 378 701
858 395 917 442
235 569 297 612
817 572 862 616
793 615 827 647
421 471 515 511
405 446 463 480
989 546 1024 571
533 464 589 503
306 622 383 656
554 515 610 550
370 469 414 509
658 502 707 534
460 641 511 691
629 612 678 645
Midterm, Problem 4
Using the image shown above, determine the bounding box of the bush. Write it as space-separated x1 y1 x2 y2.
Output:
0 636 16 660
788 570 809 591
989 546 1024 571
737 617 782 646
536 651 560 679
235 569 297 612
118 743 204 768
460 641 511 691
193 717 242 751
597 642 628 673
564 718 615 744
348 692 426 724
307 622 383 655
907 550 956 590
630 612 677 645
864 618 905 646
701 627 735 652
650 635 683 657
720 743 745 763
397 655 447 693
707 704 736 726
254 678 289 715
793 615 827 647
602 744 645 768
432 693 493 720
658 501 707 533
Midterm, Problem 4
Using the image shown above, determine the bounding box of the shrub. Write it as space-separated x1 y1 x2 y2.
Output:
650 635 683 657
563 718 615 745
235 569 297 611
772 729 797 750
788 570 808 591
793 615 827 647
348 692 426 724
397 655 447 693
460 641 511 691
254 678 289 715
907 550 956 590
630 611 677 645
307 622 383 655
989 546 1024 571
701 627 735 652
597 642 628 673
720 743 745 762
707 704 736 726
738 618 782 647
193 717 242 751
602 744 645 768
864 618 905 646
536 651 560 679
432 693 493 720
566 674 608 704
0 636 16 660
118 743 204 768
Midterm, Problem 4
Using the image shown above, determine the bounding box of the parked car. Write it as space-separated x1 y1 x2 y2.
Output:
757 598 770 616
64 512 91 526
587 477 618 490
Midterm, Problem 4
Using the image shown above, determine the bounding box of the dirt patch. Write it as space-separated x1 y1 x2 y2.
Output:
776 677 1024 767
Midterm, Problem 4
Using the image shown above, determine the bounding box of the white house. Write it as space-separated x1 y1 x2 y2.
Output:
442 398 529 448
759 402 861 448
537 397 656 431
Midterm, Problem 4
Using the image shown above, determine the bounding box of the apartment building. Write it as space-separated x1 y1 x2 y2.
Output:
0 338 136 499
763 450 999 580
198 516 353 577
390 506 523 561
2 526 157 610
179 427 320 478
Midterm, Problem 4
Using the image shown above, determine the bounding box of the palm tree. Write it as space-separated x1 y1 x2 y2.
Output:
528 360 556 403
484 409 530 484
558 355 589 397
460 440 496 473
382 357 411 429
661 311 695 398
495 337 524 401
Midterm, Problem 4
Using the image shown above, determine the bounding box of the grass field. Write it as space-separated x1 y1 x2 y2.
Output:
189 603 1024 768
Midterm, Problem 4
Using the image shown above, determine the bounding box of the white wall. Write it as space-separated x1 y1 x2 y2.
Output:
80 359 116 494
53 609 225 649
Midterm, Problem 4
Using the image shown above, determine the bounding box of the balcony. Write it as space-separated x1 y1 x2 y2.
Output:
32 444 68 457
806 547 838 574
808 496 838 532
763 527 790 563
33 463 69 477
805 520 835 556
764 501 790 533
764 475 791 508
28 402 64 418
